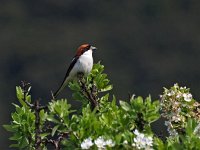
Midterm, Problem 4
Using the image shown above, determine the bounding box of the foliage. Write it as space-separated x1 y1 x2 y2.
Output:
4 63 200 150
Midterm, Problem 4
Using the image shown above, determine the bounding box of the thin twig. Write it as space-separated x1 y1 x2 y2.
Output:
34 100 41 150
45 132 69 150
51 90 55 100
90 77 98 101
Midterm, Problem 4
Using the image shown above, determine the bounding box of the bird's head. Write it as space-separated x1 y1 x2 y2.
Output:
76 44 97 56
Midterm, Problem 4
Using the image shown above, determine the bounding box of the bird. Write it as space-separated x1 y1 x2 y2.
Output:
53 44 97 98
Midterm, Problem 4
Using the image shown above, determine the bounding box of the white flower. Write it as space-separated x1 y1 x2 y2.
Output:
164 121 170 127
167 92 172 96
94 136 106 149
177 108 181 113
168 128 178 136
176 93 182 98
165 121 178 137
94 137 115 149
133 129 140 136
174 83 179 88
172 115 181 122
167 91 175 96
144 136 153 146
123 140 128 144
81 137 93 149
180 86 187 90
132 143 136 147
105 139 115 147
133 129 153 149
183 93 192 102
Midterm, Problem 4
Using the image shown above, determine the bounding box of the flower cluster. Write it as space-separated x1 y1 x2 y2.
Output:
81 136 115 150
160 83 200 136
81 137 94 149
132 129 153 150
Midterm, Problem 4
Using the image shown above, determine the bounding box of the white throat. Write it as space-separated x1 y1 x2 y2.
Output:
82 49 93 57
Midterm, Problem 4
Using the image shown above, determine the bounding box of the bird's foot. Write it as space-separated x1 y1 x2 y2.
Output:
77 72 84 80
77 72 85 84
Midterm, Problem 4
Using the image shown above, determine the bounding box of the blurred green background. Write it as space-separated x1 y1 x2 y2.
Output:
1 0 200 149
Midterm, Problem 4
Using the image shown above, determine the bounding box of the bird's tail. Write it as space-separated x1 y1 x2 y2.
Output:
53 86 63 98
53 79 69 98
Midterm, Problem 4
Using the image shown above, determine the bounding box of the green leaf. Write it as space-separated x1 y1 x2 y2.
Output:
40 109 48 124
154 137 165 150
52 125 60 136
132 96 144 110
3 125 15 132
9 134 22 141
47 115 60 124
19 136 29 148
72 92 85 101
69 81 80 91
120 101 131 111
16 86 27 107
40 133 50 139
186 118 197 136
10 144 19 148
100 85 113 92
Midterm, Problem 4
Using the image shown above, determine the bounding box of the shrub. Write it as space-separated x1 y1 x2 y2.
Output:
4 63 200 149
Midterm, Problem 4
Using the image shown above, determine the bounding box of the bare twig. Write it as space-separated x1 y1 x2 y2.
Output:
51 90 55 100
34 100 41 150
33 100 48 150
45 132 69 150
90 77 98 101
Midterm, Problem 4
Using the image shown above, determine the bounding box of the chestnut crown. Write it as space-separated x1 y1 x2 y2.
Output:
76 44 96 56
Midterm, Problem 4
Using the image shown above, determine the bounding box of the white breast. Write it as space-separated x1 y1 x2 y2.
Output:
70 50 93 78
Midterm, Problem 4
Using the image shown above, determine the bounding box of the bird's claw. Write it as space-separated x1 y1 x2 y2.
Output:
77 72 84 79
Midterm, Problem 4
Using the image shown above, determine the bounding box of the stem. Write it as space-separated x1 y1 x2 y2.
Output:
45 132 69 150
79 79 98 110
34 100 41 150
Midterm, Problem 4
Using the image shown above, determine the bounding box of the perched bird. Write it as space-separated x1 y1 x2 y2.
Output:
54 44 97 98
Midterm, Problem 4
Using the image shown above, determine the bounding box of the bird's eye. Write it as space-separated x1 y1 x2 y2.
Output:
84 45 91 51
86 45 91 50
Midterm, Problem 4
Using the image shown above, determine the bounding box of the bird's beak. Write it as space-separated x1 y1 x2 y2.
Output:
91 46 97 51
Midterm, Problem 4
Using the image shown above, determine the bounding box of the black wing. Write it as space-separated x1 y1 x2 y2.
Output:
54 55 79 97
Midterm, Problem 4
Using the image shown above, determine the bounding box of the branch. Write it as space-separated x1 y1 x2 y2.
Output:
51 90 56 100
21 81 48 150
45 132 69 150
76 73 98 110
79 79 98 110
34 100 41 149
